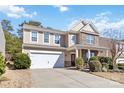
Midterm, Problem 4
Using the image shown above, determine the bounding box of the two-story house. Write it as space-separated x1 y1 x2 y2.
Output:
22 20 110 69
0 22 5 57
64 21 110 66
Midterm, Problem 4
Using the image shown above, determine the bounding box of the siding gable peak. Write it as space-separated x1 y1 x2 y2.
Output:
80 23 99 34
68 20 99 34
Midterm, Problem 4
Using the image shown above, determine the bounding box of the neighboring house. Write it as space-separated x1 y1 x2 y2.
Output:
22 20 115 69
116 52 124 64
99 37 124 64
0 22 5 57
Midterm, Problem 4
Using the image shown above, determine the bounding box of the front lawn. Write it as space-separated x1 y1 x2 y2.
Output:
91 72 124 84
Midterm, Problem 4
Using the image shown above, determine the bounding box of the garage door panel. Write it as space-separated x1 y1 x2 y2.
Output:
31 54 49 68
30 52 64 69
31 54 52 68
53 54 64 68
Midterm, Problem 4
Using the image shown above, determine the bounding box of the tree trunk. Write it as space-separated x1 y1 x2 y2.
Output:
112 60 119 71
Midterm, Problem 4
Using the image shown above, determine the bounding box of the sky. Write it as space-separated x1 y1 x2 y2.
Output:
0 5 124 38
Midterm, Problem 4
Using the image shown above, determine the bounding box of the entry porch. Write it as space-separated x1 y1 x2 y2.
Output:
65 45 109 67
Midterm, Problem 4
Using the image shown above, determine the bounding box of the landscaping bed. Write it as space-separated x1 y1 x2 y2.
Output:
91 72 124 84
0 70 32 88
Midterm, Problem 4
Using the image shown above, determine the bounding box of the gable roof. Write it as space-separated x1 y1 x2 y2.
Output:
68 20 99 34
23 24 66 35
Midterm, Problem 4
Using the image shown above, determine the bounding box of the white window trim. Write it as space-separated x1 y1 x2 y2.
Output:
43 32 50 44
54 34 60 45
30 31 38 43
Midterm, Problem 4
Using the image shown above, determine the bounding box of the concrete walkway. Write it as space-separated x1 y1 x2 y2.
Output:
31 68 124 88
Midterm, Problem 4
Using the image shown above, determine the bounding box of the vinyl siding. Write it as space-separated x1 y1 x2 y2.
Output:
23 29 65 47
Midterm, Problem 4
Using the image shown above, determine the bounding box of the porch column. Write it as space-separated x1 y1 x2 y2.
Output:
106 50 108 57
79 49 82 58
76 49 78 58
88 49 91 60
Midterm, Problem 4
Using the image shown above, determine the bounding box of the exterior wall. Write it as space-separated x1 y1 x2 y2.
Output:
68 34 72 47
97 49 111 57
23 29 65 47
64 51 76 67
98 50 107 57
77 33 81 44
0 23 5 57
23 29 31 44
99 37 111 57
79 32 99 46
64 51 72 67
23 23 100 48
50 33 54 45
94 35 99 46
39 32 43 44
60 34 67 47
80 32 85 44
99 37 111 48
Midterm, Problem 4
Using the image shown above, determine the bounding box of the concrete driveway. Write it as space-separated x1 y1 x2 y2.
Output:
31 68 124 88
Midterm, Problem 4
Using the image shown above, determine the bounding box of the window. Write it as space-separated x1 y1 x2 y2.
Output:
71 35 76 45
44 32 49 43
55 34 60 44
86 35 94 44
31 32 37 41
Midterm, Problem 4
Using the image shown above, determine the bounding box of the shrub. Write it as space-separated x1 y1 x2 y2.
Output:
89 56 102 72
13 53 31 69
102 63 109 72
118 63 124 70
98 57 112 64
108 65 113 69
98 57 112 70
0 53 6 76
90 56 98 61
75 57 84 70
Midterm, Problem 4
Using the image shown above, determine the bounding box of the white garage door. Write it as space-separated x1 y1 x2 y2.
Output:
116 58 124 64
30 51 64 69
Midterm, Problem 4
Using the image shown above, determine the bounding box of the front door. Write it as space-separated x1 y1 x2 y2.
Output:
71 54 75 66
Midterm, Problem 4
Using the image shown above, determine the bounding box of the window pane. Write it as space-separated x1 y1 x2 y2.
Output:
44 32 49 43
71 35 76 44
86 35 94 44
55 34 60 44
32 32 37 41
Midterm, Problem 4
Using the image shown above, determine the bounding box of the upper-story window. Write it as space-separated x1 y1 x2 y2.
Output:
71 35 76 45
86 35 94 44
55 34 60 44
31 31 37 42
44 32 49 43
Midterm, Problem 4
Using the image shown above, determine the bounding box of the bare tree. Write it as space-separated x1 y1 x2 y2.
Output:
103 28 124 70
